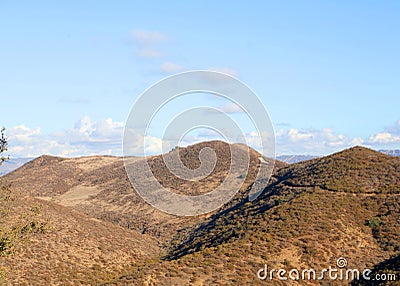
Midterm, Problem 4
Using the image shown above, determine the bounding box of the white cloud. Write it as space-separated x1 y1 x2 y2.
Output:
9 125 41 143
160 61 185 73
131 29 167 45
273 119 400 155
7 116 400 158
144 135 164 154
123 128 165 155
208 67 238 77
136 49 163 59
6 116 168 158
131 29 167 59
6 117 132 157
287 128 314 142
51 116 124 149
368 132 400 144
366 119 400 147
8 125 75 158
219 102 245 114
276 128 363 155
58 97 90 104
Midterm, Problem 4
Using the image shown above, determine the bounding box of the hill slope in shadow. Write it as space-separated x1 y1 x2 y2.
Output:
111 146 400 285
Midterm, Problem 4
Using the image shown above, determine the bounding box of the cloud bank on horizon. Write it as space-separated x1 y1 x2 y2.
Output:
6 117 400 158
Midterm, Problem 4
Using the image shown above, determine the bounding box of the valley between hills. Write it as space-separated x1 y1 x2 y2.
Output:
0 141 399 285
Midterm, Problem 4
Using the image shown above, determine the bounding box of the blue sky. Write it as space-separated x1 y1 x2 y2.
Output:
1 1 399 157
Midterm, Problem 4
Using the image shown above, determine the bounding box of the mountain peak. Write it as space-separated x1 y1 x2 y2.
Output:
275 145 400 194
28 154 64 167
333 145 390 158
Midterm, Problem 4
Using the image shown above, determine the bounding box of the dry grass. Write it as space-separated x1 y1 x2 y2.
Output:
114 146 400 285
0 190 158 285
0 143 398 285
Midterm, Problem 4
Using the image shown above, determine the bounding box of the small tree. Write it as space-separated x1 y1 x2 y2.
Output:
0 128 46 271
0 127 8 165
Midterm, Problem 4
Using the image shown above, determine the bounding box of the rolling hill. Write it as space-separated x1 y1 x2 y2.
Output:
0 143 399 285
109 146 400 285
2 141 279 240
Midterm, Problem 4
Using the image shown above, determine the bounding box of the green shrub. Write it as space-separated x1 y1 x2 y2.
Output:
367 217 382 229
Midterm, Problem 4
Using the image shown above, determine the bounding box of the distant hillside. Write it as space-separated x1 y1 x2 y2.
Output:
380 149 400 157
0 158 32 176
277 149 400 164
276 154 318 163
